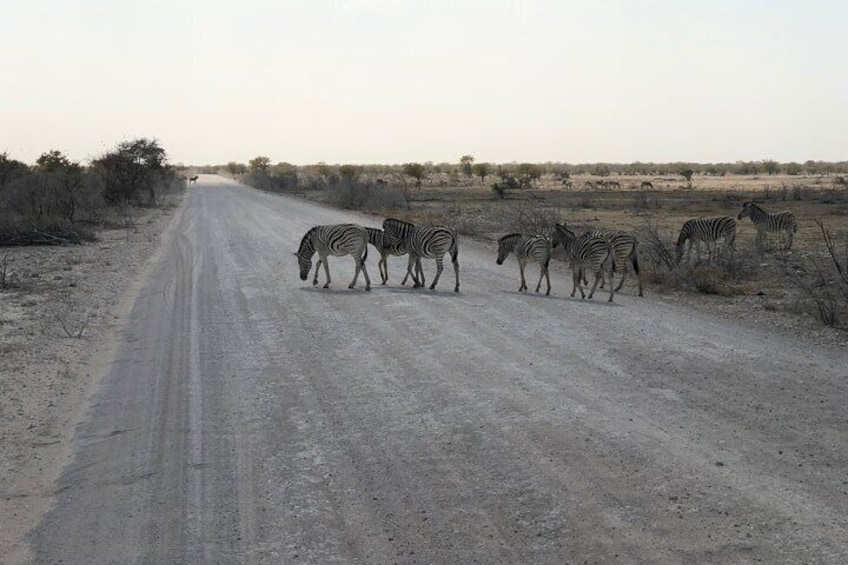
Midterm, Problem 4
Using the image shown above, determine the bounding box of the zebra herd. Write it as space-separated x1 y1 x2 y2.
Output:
294 202 797 301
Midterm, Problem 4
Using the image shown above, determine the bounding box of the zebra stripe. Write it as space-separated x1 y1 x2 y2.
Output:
584 230 643 297
553 223 616 302
675 217 737 262
296 224 371 290
383 218 460 292
366 227 412 285
496 233 552 295
737 201 797 249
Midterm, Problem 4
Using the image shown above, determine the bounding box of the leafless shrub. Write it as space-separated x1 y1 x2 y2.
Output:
498 203 561 238
39 310 89 338
793 221 848 327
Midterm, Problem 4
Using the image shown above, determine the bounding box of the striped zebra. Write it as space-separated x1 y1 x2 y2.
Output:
382 218 460 292
583 229 643 296
737 201 797 250
496 233 552 295
365 227 412 285
552 223 616 302
295 224 371 290
675 217 736 263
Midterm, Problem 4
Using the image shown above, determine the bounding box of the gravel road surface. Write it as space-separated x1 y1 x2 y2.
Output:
33 176 848 564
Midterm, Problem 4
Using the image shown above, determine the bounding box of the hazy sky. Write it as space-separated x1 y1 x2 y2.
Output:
2 0 846 166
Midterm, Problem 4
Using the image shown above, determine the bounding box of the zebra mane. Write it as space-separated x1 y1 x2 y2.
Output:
297 226 317 256
498 232 521 243
384 218 414 229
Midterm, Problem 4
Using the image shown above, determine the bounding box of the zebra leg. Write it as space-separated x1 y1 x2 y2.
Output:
606 260 616 302
379 253 388 285
429 257 444 290
571 268 584 298
452 247 460 293
321 256 332 288
587 268 602 300
416 257 426 286
543 265 551 296
359 257 371 291
406 255 421 287
519 261 528 292
312 260 322 286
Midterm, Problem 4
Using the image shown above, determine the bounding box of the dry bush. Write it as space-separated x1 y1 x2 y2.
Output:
496 203 561 238
793 221 848 327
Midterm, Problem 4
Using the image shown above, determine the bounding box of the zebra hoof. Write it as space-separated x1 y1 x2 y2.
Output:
454 287 459 293
365 286 371 292
323 283 330 289
348 284 355 289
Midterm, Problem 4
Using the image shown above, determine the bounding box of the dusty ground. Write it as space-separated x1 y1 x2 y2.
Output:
1 176 846 563
0 203 182 563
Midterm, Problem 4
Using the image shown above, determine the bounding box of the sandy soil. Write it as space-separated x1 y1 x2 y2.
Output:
0 202 182 563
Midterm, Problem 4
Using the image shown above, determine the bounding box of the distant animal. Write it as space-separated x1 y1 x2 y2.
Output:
188 175 199 184
737 201 797 250
382 218 460 292
676 217 737 263
496 233 552 295
640 181 653 189
295 224 371 290
552 223 616 302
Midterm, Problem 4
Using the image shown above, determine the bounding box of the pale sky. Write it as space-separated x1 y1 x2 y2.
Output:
2 0 846 166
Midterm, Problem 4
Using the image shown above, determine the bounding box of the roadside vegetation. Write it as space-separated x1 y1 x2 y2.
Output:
0 138 184 247
226 156 848 329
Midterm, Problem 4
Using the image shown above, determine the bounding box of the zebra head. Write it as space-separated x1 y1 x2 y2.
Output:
295 227 317 281
496 233 521 265
552 223 575 249
382 218 413 247
738 201 755 220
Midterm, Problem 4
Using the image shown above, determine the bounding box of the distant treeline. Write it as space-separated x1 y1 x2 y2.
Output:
198 156 848 185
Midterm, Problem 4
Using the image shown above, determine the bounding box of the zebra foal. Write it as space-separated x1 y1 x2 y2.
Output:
737 201 797 250
382 218 460 292
552 223 616 302
676 217 736 263
365 227 411 285
295 224 371 290
496 233 552 295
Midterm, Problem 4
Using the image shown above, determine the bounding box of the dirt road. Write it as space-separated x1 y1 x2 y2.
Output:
32 176 848 563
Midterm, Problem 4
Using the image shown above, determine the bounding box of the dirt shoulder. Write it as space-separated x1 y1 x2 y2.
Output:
0 196 184 564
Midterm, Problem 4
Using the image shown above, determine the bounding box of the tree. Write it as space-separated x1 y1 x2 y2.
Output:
517 163 543 187
472 162 492 183
402 162 427 187
249 156 271 175
226 162 245 178
784 162 802 176
93 138 169 204
761 159 779 175
680 169 695 182
0 152 28 188
460 155 474 178
36 150 80 173
339 164 361 181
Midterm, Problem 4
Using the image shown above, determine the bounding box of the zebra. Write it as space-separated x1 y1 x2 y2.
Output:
496 233 552 295
382 218 460 292
583 229 643 296
295 224 371 290
675 217 737 263
365 227 412 285
552 223 616 302
188 175 198 184
737 201 797 250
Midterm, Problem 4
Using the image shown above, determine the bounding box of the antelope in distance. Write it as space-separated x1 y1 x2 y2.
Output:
188 175 199 185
